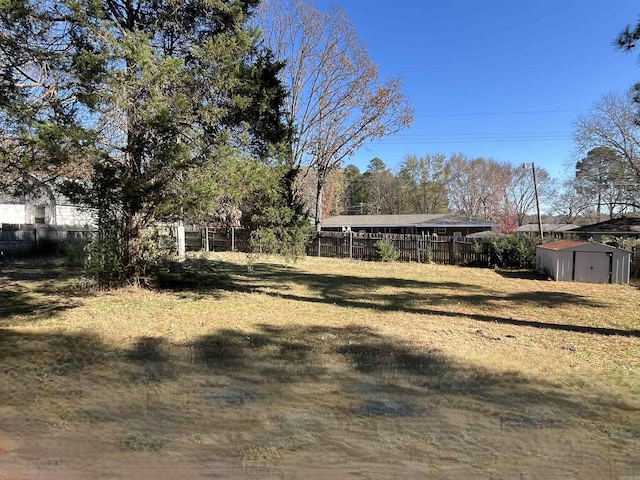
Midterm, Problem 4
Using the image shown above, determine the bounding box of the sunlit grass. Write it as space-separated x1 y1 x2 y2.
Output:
1 252 639 479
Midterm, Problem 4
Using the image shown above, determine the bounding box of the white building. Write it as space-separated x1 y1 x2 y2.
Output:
0 192 95 227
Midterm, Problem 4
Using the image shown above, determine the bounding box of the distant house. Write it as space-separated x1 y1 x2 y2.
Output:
319 214 498 237
536 240 631 284
0 191 95 228
516 223 579 238
571 217 640 242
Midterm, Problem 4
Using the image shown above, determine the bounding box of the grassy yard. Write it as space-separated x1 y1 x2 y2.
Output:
1 253 639 479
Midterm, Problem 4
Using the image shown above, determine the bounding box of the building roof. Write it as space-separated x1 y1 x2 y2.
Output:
321 214 498 228
517 223 580 233
572 217 640 234
466 230 501 239
537 240 627 252
537 240 591 251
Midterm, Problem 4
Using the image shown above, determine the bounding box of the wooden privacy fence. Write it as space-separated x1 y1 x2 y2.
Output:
171 227 490 266
307 231 490 266
0 225 95 253
631 246 640 277
184 226 249 253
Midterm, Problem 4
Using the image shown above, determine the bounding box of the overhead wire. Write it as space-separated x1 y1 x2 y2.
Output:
365 108 579 145
414 108 587 117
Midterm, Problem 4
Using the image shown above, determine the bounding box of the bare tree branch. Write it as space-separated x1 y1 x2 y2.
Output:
257 0 413 225
573 91 640 213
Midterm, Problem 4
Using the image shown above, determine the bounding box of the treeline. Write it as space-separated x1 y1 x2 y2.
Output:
297 144 640 229
295 153 553 231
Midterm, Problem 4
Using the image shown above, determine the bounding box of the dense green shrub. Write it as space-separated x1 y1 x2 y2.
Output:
85 223 175 286
83 220 126 286
249 221 311 262
244 163 313 263
486 235 538 270
374 240 400 262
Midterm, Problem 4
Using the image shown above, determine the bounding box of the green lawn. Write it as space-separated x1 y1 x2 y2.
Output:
1 253 639 479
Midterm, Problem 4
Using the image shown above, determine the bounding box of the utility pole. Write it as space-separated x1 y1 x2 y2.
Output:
524 163 544 240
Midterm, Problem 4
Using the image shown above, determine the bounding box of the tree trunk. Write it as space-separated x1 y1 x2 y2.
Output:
283 162 299 209
315 176 325 231
123 209 145 284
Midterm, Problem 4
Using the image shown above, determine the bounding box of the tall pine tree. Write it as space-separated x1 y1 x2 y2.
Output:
0 0 288 284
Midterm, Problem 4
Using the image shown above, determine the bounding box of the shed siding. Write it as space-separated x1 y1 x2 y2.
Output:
612 253 630 284
556 250 573 281
536 241 631 284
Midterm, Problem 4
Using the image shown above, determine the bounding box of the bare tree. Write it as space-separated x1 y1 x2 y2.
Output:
573 91 640 211
550 178 593 224
446 154 510 221
258 0 414 227
293 166 347 219
503 164 552 226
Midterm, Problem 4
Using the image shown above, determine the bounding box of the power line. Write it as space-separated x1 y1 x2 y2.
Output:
415 109 587 117
396 131 572 137
369 136 571 145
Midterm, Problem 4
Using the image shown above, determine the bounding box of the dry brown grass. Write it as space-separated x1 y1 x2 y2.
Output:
1 253 639 479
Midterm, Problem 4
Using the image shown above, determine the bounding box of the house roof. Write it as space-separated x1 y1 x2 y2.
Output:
321 214 498 228
466 230 501 239
572 217 640 234
517 223 580 233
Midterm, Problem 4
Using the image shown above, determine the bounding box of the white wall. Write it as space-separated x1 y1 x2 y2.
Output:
0 203 26 225
55 204 96 227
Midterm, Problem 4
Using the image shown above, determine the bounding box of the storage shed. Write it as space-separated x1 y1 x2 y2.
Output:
536 240 631 284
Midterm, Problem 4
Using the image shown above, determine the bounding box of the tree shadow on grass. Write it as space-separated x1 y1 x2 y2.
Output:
0 285 78 322
124 336 178 383
1 323 637 462
496 270 550 281
0 328 114 376
160 258 632 337
153 257 477 296
183 324 636 420
152 258 257 295
0 258 82 283
264 289 640 337
0 259 92 323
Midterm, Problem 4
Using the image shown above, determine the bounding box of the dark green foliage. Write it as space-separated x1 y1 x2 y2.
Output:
575 147 630 220
616 20 640 54
486 236 538 270
1 0 289 285
374 240 400 263
397 154 449 214
344 164 367 214
245 163 312 261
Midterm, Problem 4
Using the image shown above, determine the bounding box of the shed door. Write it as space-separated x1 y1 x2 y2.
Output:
573 251 612 283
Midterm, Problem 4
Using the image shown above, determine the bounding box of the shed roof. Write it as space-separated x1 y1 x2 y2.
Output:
321 214 497 228
537 240 628 252
537 240 591 251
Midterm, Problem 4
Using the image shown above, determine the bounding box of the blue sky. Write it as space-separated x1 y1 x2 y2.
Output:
313 0 640 181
